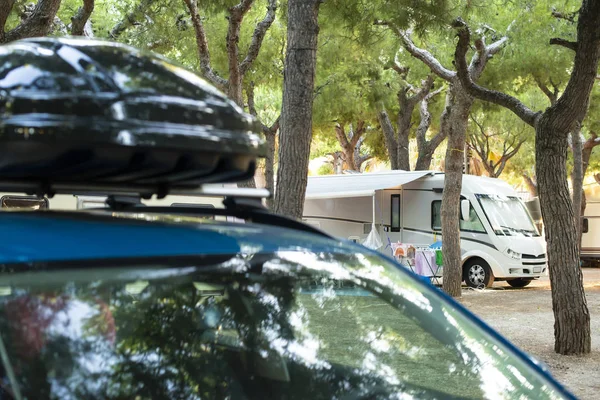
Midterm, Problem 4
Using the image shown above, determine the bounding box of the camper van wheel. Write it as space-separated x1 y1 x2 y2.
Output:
463 259 494 289
507 278 532 288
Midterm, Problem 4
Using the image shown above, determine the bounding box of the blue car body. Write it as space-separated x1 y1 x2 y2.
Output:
0 211 576 399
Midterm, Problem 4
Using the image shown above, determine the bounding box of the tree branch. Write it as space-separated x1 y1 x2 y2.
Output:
454 20 540 127
468 35 508 80
378 108 399 168
549 37 578 51
375 20 456 82
226 0 255 97
109 0 155 40
385 61 410 78
334 123 351 150
552 9 579 23
349 120 366 148
70 0 94 36
534 76 559 105
4 0 62 43
584 131 600 150
239 0 277 76
183 0 228 89
416 86 443 149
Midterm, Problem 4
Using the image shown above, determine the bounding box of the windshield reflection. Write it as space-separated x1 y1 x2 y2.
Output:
477 194 540 237
0 251 564 399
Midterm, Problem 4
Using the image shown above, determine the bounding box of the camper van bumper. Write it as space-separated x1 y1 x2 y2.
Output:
465 251 548 280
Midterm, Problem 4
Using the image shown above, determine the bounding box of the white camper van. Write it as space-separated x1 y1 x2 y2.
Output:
303 171 547 288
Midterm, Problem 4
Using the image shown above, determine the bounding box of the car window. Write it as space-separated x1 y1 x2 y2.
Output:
432 200 486 233
0 251 564 399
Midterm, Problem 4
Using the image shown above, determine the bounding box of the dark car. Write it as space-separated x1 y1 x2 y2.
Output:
0 37 574 400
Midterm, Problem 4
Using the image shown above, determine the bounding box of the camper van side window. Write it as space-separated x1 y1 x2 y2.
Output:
431 201 442 231
391 194 401 232
431 200 486 233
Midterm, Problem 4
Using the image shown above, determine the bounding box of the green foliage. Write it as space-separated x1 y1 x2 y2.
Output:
317 163 334 175
6 0 594 183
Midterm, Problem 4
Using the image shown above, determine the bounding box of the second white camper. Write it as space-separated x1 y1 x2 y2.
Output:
303 171 547 288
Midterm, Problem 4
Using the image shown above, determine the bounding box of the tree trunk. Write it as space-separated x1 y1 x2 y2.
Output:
396 95 412 171
441 85 472 297
334 124 358 171
415 90 446 171
330 152 344 174
523 173 538 197
70 0 94 36
273 0 321 219
536 117 590 355
3 0 62 43
378 110 399 169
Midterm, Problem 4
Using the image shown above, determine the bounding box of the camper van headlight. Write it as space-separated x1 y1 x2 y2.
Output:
505 248 521 260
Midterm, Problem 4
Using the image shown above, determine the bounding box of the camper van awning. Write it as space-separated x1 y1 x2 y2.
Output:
305 171 434 199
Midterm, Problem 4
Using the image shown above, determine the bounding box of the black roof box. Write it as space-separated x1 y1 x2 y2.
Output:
0 37 264 197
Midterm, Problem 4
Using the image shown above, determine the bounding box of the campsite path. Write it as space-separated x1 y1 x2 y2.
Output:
459 268 600 400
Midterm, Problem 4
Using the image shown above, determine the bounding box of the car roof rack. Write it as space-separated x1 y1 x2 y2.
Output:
95 189 332 239
0 37 332 239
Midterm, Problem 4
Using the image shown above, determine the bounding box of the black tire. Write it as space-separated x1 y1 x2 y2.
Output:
507 278 533 288
463 258 494 288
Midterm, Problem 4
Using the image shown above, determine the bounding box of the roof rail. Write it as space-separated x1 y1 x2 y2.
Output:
91 192 332 239
0 180 270 200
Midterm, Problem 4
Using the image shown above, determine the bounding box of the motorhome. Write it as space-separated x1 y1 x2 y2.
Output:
303 171 547 288
581 183 600 264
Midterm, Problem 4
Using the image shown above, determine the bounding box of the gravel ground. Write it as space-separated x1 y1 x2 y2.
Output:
458 268 600 399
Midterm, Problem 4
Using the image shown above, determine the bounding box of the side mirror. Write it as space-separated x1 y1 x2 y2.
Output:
460 199 471 222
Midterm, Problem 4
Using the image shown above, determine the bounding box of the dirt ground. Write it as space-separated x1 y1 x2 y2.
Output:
458 268 600 399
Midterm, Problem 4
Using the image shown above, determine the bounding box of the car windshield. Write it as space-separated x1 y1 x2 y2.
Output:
478 194 540 237
0 251 562 399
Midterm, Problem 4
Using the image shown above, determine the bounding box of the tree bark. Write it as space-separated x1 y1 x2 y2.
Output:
225 1 253 106
334 121 366 172
354 134 372 171
441 86 473 297
523 173 538 197
273 0 321 218
378 109 399 169
537 116 590 355
70 0 94 36
183 0 228 89
415 87 445 170
3 0 62 43
396 87 413 171
329 152 344 174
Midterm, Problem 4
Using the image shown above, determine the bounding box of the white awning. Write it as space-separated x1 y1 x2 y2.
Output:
305 170 435 200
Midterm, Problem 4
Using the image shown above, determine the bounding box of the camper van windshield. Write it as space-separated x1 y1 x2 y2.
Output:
477 195 539 237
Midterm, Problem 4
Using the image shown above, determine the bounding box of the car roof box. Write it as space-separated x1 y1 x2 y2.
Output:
0 37 265 197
